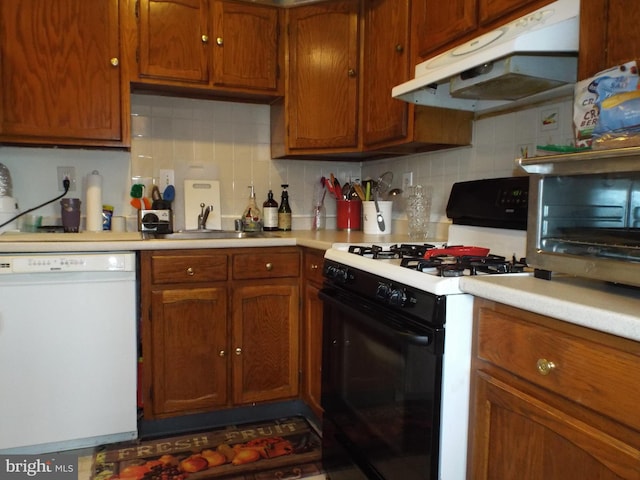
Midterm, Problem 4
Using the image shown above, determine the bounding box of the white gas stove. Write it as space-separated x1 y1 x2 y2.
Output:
320 177 529 480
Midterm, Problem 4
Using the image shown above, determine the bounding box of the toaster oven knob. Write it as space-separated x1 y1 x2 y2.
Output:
388 288 407 307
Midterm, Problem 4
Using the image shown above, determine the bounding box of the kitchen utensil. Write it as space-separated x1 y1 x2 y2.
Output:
342 182 351 200
130 184 144 210
353 183 366 201
331 174 342 199
323 176 337 199
373 171 393 232
163 185 175 202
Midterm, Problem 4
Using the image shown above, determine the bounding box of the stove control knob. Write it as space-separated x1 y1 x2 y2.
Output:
388 288 408 307
326 265 351 284
376 283 392 301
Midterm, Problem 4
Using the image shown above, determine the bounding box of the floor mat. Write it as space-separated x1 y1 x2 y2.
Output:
92 416 323 480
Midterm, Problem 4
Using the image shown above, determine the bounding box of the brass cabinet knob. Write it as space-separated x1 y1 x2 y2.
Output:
348 68 357 77
110 57 119 67
395 44 404 53
310 264 319 270
536 358 556 375
218 350 226 357
201 34 209 43
186 267 195 276
235 347 242 355
265 262 273 271
216 37 224 46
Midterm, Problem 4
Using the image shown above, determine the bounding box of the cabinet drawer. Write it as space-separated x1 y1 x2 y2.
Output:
304 250 325 285
233 251 300 280
151 254 228 284
477 307 640 432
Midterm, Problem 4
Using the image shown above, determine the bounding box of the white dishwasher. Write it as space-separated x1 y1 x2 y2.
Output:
0 252 138 453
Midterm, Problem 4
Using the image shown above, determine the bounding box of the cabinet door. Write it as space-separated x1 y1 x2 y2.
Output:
413 0 477 60
361 0 411 148
149 287 228 417
287 0 359 150
232 282 299 405
137 0 209 83
470 371 640 479
478 0 539 26
212 1 280 92
603 0 640 73
0 0 123 144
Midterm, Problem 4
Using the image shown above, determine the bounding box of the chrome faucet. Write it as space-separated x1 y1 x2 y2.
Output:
197 203 213 230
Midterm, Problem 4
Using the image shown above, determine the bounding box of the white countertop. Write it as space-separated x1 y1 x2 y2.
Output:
460 274 640 342
0 229 423 253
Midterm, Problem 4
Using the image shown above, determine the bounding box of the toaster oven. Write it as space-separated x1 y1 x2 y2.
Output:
518 147 640 288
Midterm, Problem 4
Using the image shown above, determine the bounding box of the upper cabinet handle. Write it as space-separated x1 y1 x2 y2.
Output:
216 37 224 46
110 57 119 67
395 44 404 53
348 68 357 77
201 34 209 44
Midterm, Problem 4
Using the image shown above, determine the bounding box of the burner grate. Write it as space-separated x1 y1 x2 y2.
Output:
348 243 438 259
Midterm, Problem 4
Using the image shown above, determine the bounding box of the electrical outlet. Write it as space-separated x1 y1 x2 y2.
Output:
57 166 76 192
402 172 414 191
159 169 175 191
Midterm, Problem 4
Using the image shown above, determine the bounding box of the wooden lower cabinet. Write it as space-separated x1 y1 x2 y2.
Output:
149 287 229 416
232 281 299 405
141 247 300 419
469 299 640 479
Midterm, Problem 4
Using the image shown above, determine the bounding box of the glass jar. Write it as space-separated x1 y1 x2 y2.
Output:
407 185 432 240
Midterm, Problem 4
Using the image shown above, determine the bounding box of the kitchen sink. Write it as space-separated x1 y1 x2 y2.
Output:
144 230 277 240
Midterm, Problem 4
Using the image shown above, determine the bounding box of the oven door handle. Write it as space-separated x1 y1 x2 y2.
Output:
319 288 434 347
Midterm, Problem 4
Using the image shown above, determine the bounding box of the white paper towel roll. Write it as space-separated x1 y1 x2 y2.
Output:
85 170 103 232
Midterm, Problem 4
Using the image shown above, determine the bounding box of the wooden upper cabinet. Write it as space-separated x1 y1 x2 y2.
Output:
413 0 552 63
361 0 411 148
212 1 280 92
578 0 640 80
478 0 538 25
413 0 477 60
286 0 360 150
137 0 210 84
0 0 125 146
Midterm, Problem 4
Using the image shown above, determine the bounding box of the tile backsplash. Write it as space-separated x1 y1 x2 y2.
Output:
0 93 574 233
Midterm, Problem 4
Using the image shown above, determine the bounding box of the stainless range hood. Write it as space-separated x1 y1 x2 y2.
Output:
393 0 580 113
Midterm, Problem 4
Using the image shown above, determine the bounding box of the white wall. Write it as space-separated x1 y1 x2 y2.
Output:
0 94 573 233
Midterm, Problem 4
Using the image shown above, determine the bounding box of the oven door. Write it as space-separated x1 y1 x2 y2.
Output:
319 286 444 480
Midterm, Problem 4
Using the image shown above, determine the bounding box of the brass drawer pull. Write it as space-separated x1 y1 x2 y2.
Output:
265 262 273 271
235 347 242 355
201 34 209 43
310 264 319 270
218 350 226 357
186 267 195 276
536 358 556 375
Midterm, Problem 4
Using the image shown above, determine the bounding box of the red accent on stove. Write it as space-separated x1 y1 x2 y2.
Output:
423 245 490 259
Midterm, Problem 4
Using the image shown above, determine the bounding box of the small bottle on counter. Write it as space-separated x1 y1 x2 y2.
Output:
242 185 262 232
278 184 292 231
263 189 279 231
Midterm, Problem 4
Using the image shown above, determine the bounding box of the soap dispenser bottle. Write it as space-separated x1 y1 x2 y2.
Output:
242 185 262 232
278 184 292 231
